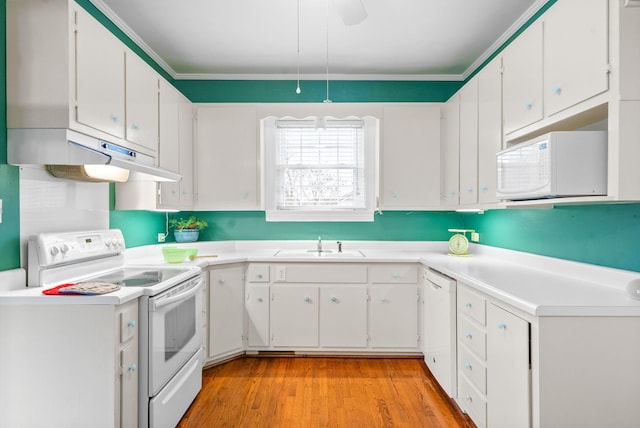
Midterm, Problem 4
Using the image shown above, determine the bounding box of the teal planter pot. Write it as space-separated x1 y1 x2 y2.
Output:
174 229 200 243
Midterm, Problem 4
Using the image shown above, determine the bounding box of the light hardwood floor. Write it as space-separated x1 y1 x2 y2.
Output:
178 356 474 427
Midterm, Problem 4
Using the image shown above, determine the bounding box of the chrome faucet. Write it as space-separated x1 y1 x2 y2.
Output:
337 241 343 253
317 236 323 253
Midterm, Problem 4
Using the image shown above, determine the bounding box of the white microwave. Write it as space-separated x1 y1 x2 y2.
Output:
496 131 607 201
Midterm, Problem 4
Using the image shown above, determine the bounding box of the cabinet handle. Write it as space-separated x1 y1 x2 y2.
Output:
380 297 389 303
132 123 141 131
391 191 398 198
480 185 488 192
524 102 533 110
465 332 472 340
242 192 249 199
464 302 472 308
392 273 399 280
330 296 338 303
498 322 507 330
128 363 137 372
466 188 473 193
111 115 121 123
304 296 312 303
257 273 263 279
466 395 473 403
257 297 263 302
219 278 225 285
127 320 137 328
552 86 562 95
464 362 472 371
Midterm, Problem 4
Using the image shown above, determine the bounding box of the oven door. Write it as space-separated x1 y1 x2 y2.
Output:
148 274 203 396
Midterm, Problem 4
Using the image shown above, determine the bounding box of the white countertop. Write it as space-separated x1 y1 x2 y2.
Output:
3 240 640 315
0 284 143 305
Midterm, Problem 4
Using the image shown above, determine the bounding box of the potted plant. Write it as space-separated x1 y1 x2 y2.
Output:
169 215 208 243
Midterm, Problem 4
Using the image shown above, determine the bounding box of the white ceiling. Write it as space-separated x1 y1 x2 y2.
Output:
90 0 548 81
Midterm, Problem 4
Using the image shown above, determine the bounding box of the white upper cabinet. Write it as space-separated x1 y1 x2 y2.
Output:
477 58 503 205
178 95 195 210
157 78 182 209
458 78 479 206
75 6 125 140
6 0 161 158
125 50 159 154
543 0 609 117
502 21 544 134
380 104 441 210
195 105 260 210
441 94 460 208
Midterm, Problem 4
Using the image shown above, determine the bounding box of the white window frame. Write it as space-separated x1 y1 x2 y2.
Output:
262 115 378 222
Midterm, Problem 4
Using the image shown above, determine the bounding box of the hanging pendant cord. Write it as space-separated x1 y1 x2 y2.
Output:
324 0 331 103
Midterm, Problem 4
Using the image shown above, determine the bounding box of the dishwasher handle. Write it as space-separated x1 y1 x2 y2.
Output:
425 269 456 291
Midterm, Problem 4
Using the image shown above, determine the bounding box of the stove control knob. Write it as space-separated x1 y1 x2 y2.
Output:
104 238 113 248
60 244 69 254
50 246 59 256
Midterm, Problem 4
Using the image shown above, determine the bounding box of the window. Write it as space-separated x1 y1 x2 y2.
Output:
263 116 378 221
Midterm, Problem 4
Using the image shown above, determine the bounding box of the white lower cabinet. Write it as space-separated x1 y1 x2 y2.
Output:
246 283 270 347
486 303 530 428
0 300 138 428
456 283 531 428
244 263 421 353
207 265 245 362
270 285 319 347
319 286 368 348
369 285 419 348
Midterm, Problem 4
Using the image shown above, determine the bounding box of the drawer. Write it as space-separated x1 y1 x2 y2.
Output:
247 264 270 282
458 344 487 394
458 376 487 428
458 316 486 359
119 301 138 344
370 264 418 284
458 285 486 325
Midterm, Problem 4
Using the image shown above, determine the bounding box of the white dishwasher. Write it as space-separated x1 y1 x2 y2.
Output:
423 268 457 398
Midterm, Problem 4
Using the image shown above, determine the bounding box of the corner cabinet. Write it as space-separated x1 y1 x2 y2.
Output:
205 264 246 364
245 263 421 354
0 299 139 428
7 0 159 157
194 105 260 210
380 105 441 210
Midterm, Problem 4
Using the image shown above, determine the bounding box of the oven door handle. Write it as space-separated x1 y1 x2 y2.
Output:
152 277 203 311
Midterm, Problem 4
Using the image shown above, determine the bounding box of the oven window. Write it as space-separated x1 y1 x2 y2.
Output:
164 295 196 361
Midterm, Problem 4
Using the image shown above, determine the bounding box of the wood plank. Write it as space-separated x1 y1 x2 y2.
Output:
178 357 474 427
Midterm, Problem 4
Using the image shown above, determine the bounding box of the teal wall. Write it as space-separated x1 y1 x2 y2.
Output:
1 0 22 271
462 204 640 272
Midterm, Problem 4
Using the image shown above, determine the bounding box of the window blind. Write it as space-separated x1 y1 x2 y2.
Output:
275 122 366 210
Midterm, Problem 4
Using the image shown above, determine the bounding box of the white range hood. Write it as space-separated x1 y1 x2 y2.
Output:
7 128 182 183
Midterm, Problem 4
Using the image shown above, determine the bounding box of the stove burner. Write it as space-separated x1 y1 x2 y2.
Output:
83 268 188 288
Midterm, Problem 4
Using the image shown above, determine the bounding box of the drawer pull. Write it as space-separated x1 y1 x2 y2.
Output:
304 296 312 303
464 362 473 371
330 296 338 303
127 320 137 328
257 297 263 303
464 302 472 308
466 395 473 403
498 322 507 330
256 273 263 279
219 278 225 285
465 332 472 340
128 363 137 372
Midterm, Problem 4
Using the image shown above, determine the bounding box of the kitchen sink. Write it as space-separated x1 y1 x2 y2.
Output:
273 249 366 258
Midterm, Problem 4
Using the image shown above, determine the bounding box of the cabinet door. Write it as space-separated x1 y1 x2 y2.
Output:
458 78 479 205
246 284 270 347
208 266 245 359
178 94 194 210
502 21 543 134
270 285 319 347
319 286 368 348
125 50 159 154
381 105 441 209
441 94 460 207
157 79 181 209
120 341 138 427
486 303 530 428
369 285 418 348
195 105 259 210
75 7 125 139
543 0 609 116
477 58 502 204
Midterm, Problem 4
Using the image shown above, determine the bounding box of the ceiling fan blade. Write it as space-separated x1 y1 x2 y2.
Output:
332 0 368 26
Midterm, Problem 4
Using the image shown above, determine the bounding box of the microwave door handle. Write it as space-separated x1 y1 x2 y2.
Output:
152 277 203 311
